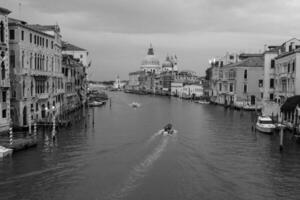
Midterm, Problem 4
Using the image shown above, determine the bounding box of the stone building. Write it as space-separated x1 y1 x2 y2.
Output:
0 7 11 132
62 41 88 105
9 18 64 127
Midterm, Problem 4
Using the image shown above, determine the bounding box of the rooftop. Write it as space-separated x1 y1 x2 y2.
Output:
225 56 263 68
0 7 11 15
62 41 86 51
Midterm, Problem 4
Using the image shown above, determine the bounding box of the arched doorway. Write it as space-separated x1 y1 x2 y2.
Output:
23 106 27 126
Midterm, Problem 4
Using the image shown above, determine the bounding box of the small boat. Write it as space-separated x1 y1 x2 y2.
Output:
88 101 106 107
0 146 13 158
162 123 174 135
195 100 210 104
256 116 276 134
130 102 140 108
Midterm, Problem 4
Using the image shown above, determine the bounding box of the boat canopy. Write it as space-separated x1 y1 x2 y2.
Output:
280 95 300 112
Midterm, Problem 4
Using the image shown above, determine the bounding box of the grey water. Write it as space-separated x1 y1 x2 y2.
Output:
1 92 300 200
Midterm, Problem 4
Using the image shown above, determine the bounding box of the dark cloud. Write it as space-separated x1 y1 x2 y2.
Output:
2 0 300 80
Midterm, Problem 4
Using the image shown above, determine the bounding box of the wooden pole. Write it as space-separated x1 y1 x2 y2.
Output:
92 107 95 127
9 127 13 146
279 125 284 152
52 112 56 140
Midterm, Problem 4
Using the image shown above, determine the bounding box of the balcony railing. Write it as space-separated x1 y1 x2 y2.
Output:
0 79 9 88
31 70 51 77
36 93 49 100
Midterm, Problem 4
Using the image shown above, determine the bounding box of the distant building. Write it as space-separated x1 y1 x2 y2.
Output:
113 75 126 89
140 44 161 74
0 7 11 132
128 70 144 91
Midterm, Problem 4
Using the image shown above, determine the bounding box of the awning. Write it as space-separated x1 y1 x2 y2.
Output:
280 95 300 112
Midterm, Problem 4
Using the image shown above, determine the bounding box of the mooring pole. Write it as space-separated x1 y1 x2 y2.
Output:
52 114 56 140
9 127 13 146
92 107 95 127
34 121 37 140
279 125 284 152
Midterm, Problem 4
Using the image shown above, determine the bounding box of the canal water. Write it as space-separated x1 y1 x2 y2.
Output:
1 92 300 200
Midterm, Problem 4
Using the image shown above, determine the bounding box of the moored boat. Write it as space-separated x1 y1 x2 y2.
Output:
195 100 210 104
256 116 276 134
88 101 106 107
0 146 13 158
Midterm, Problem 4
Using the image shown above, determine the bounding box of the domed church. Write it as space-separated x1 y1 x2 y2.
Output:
162 54 179 72
141 44 161 74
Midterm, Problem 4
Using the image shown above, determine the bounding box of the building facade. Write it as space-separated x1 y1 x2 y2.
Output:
0 7 11 132
9 19 63 127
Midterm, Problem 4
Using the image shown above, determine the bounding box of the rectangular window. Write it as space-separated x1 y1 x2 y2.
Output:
229 83 233 92
21 30 24 40
34 35 36 44
2 109 6 118
244 70 247 79
2 91 6 102
30 33 32 43
292 61 295 72
259 79 263 87
243 84 247 93
270 78 274 88
261 93 263 99
9 29 15 40
270 93 274 100
46 39 48 48
219 83 222 91
271 59 275 69
10 52 15 68
288 63 290 73
51 41 54 49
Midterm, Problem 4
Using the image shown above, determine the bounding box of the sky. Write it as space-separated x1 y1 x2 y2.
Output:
2 0 300 81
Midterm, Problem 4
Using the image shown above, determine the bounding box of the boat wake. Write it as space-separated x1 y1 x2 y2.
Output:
108 136 170 200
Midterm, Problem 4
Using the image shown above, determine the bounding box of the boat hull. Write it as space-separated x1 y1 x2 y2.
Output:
0 146 13 158
256 125 274 134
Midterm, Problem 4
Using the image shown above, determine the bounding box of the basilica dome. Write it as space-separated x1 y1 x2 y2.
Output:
140 44 160 73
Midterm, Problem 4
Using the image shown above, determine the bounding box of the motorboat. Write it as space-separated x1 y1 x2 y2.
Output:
195 100 210 104
0 146 13 158
130 102 141 108
162 123 174 135
88 101 106 107
256 116 276 134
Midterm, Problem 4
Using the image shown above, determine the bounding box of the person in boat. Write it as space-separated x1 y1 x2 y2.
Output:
164 123 173 134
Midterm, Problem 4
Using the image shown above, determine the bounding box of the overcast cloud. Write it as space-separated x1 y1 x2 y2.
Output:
2 0 300 80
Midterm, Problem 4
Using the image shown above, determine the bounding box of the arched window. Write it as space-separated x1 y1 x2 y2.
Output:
1 61 5 80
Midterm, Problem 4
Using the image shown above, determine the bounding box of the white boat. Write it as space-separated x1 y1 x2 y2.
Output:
195 100 210 104
256 116 276 134
0 146 13 158
88 101 105 107
130 102 141 108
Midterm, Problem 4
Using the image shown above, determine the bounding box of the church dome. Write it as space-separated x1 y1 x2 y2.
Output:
141 44 160 66
162 56 173 69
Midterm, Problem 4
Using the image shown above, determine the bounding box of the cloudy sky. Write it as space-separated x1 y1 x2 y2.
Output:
2 0 300 80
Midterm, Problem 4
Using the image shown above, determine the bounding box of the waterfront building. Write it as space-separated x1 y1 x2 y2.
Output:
9 18 64 127
209 54 263 107
274 38 300 103
62 41 89 105
180 84 204 99
140 44 160 74
171 82 183 96
62 55 84 113
113 75 124 90
173 70 198 84
128 70 144 91
0 7 11 132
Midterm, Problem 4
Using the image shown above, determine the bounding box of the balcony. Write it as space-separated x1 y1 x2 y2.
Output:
31 70 51 77
0 79 9 88
36 93 49 100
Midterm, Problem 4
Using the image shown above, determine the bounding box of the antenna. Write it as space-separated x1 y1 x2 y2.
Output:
18 2 22 19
